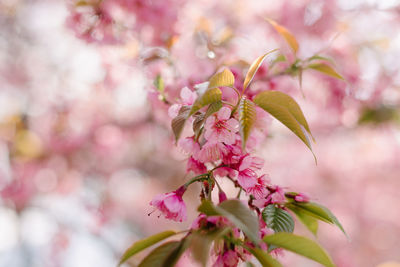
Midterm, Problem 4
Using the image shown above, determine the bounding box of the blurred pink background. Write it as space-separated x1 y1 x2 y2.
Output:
0 0 399 266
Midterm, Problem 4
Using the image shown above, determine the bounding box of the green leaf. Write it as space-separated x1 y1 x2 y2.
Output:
208 69 235 89
190 88 222 116
262 205 294 233
204 101 223 118
198 200 219 216
253 91 315 161
239 97 257 150
307 55 335 65
138 240 189 267
190 228 229 266
308 63 344 80
358 105 400 125
287 202 347 237
248 247 283 267
243 49 278 91
118 231 176 266
266 18 299 54
263 233 335 267
198 200 260 243
287 205 319 236
171 106 190 142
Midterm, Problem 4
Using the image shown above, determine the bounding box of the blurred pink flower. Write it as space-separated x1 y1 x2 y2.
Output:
213 250 239 267
150 186 187 222
168 87 198 118
204 107 238 145
294 193 310 202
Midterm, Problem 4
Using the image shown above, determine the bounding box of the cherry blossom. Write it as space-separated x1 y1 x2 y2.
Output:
204 107 239 145
150 186 187 222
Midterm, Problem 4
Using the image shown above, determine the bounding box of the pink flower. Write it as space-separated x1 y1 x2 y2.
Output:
214 167 238 179
191 214 230 230
213 250 239 267
204 107 239 145
150 186 187 222
197 141 228 163
268 186 286 204
180 86 197 105
178 137 200 157
246 175 268 199
186 156 207 174
294 193 310 202
237 169 258 191
239 155 264 171
168 87 198 118
168 104 181 118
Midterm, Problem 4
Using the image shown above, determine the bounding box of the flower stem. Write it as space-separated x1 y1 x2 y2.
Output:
184 174 209 187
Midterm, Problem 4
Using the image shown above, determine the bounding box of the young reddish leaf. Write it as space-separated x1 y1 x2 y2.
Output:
253 91 315 161
118 230 176 266
138 240 189 267
262 205 295 233
192 113 205 140
239 97 257 150
247 247 283 267
308 63 344 80
208 68 235 89
263 233 335 267
190 88 222 116
287 205 319 236
243 49 278 91
287 202 347 237
171 106 190 142
266 18 299 54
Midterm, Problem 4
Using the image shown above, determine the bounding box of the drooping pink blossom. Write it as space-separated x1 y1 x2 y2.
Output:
204 107 239 145
150 186 187 222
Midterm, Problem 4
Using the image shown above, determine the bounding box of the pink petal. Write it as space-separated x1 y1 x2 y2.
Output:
217 107 231 120
168 104 182 118
163 195 182 212
225 118 239 132
180 87 197 105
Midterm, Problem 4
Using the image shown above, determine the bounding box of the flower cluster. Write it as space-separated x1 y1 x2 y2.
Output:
149 83 312 266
